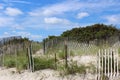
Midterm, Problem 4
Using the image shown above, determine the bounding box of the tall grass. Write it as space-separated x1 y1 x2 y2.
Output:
57 59 96 76
34 57 55 71
32 42 42 54
4 50 28 71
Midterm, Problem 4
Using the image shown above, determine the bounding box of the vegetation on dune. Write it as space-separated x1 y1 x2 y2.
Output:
32 42 42 54
58 60 96 76
4 51 28 70
34 57 55 71
1 24 120 77
45 24 120 41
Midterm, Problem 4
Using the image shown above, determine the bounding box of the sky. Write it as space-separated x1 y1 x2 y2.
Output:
0 0 120 41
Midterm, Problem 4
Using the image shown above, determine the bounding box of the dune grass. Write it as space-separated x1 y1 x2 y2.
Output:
3 50 28 71
33 57 55 71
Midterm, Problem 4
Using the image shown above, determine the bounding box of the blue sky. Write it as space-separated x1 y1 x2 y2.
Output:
0 0 120 41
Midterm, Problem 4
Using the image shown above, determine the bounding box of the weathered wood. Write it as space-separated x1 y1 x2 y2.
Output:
97 48 119 80
65 41 68 68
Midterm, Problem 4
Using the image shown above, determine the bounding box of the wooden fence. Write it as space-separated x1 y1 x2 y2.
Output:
96 49 119 80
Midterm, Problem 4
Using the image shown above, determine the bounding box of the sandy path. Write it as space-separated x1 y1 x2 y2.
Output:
0 68 92 80
33 49 44 57
0 54 98 80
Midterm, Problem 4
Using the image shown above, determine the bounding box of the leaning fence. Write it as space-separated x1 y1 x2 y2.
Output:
0 36 41 72
96 48 119 80
0 36 120 79
43 36 120 79
43 36 120 56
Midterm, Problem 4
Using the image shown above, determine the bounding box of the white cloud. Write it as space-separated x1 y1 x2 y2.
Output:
30 35 42 40
42 1 82 16
11 24 24 30
77 12 89 19
0 16 24 30
1 31 42 41
13 31 42 40
3 0 31 4
4 32 9 35
27 0 120 30
0 5 4 9
29 0 120 17
4 7 23 16
44 17 70 25
104 14 120 24
0 17 14 27
10 0 31 4
29 0 83 16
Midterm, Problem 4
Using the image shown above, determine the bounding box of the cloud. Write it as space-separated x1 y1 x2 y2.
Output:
4 32 9 35
29 0 83 17
0 31 42 41
2 0 31 4
0 17 14 27
44 17 70 25
14 31 42 41
29 0 120 17
0 4 4 9
10 0 31 4
42 1 82 16
77 12 89 19
11 24 24 30
4 7 23 16
0 16 24 30
26 0 120 30
104 14 120 24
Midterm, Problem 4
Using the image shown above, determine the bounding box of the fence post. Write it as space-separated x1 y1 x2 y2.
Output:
98 50 101 80
105 49 107 76
27 43 34 72
113 49 116 77
54 52 57 69
43 40 46 54
107 49 110 77
2 49 4 67
27 47 30 70
15 45 17 70
65 40 68 68
110 49 113 77
30 43 34 72
101 49 104 76
116 49 119 77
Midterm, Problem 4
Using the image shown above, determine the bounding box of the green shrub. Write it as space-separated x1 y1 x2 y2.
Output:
4 51 28 70
69 50 75 56
17 56 28 70
58 51 65 59
34 57 55 71
32 42 42 54
101 75 109 80
58 60 87 75
4 56 16 68
67 61 86 74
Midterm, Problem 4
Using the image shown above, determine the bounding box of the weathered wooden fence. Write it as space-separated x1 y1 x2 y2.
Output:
96 49 119 80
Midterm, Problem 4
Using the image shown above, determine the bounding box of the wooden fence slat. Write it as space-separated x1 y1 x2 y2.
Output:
97 48 119 80
116 49 119 76
107 49 110 77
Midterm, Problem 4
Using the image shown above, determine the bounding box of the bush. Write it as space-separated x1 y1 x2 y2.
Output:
4 56 16 68
17 56 28 70
67 61 86 74
58 51 65 59
58 60 87 75
4 52 28 70
69 50 75 56
34 57 55 71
